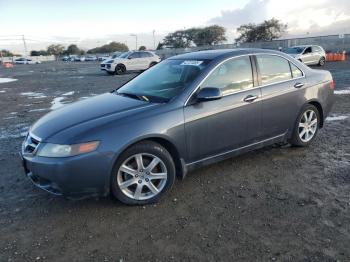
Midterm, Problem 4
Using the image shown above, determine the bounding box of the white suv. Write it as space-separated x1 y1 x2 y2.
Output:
101 51 161 75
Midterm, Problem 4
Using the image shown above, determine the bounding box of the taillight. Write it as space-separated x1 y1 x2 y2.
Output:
329 79 334 90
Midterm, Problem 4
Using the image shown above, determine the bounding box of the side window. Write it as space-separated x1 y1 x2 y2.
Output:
312 46 321 52
304 47 312 54
201 56 253 95
257 55 292 85
129 52 140 59
139 52 148 58
290 63 303 78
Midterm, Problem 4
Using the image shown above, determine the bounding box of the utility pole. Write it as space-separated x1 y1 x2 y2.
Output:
153 30 156 50
130 34 138 50
22 35 27 57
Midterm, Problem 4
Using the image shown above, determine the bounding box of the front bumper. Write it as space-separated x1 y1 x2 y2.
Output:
20 151 112 198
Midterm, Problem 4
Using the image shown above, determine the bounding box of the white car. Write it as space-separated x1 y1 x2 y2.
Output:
284 45 326 66
101 51 161 75
14 58 41 64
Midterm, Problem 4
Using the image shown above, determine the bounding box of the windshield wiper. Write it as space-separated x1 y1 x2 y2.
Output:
116 91 148 102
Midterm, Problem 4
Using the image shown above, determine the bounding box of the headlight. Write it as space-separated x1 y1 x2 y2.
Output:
106 60 114 63
36 141 99 157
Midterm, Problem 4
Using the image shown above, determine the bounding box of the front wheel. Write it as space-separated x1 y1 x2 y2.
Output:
115 64 126 75
290 104 320 147
111 141 175 205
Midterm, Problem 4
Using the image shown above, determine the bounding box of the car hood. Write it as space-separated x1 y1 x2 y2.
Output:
30 93 154 141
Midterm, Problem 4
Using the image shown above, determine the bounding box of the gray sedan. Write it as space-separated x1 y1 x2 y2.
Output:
21 49 334 205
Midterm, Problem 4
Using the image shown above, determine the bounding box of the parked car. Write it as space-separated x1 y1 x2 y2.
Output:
98 55 110 61
284 45 326 66
14 58 41 64
101 51 160 75
61 56 70 62
85 56 97 61
74 56 85 62
100 53 125 70
21 49 334 205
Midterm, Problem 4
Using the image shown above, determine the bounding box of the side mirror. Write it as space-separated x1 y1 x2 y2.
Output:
128 56 133 59
196 87 222 102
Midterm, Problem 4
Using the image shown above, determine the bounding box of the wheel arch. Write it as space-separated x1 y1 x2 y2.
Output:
307 100 324 128
116 63 126 70
110 135 186 182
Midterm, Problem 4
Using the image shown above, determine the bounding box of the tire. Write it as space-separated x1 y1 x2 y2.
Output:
290 104 320 147
115 64 126 75
149 61 157 68
318 57 325 66
111 141 175 205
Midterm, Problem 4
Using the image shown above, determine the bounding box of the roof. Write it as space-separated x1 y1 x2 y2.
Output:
169 48 280 60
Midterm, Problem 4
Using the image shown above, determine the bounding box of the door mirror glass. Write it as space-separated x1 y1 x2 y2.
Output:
196 87 222 102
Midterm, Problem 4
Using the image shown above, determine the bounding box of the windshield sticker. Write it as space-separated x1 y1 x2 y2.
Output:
181 60 203 66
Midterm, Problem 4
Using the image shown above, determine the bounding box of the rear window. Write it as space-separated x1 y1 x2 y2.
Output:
257 55 292 85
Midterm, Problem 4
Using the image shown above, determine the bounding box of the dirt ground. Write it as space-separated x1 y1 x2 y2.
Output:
0 60 349 262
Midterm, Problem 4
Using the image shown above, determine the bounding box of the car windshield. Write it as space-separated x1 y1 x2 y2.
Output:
116 59 211 103
285 47 305 54
119 52 132 58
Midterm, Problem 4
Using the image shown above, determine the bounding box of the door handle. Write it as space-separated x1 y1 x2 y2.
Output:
294 83 304 88
243 95 258 102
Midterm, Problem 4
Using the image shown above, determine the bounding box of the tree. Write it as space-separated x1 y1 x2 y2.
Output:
193 25 226 46
46 44 65 56
0 49 14 57
138 46 146 51
87 42 129 54
30 50 48 56
163 29 194 48
66 44 81 55
162 25 226 48
235 18 287 43
156 42 164 50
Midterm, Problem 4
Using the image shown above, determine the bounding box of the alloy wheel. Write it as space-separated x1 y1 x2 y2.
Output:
117 153 167 200
298 109 318 143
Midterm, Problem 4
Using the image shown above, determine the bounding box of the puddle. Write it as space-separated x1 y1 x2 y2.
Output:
20 92 47 99
50 97 67 110
62 91 75 96
29 108 49 112
0 123 29 140
334 89 350 95
0 78 17 84
326 115 349 121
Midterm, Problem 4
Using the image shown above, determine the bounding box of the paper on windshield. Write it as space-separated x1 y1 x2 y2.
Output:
180 60 203 66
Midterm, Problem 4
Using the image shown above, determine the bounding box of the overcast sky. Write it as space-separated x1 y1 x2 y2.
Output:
0 0 349 53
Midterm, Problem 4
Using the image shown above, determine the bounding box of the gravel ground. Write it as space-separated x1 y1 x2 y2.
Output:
0 60 349 262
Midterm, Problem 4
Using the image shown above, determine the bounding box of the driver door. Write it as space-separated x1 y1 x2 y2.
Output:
127 52 142 70
184 56 262 163
301 47 313 64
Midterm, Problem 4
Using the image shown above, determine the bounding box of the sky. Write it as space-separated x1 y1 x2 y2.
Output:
0 0 349 54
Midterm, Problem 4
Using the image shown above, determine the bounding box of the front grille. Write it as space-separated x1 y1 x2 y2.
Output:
23 135 40 155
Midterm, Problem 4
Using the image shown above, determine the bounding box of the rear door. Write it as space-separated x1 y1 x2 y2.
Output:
255 54 306 139
184 55 262 163
139 52 152 69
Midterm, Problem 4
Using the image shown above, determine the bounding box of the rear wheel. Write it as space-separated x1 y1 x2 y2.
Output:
111 141 175 205
290 104 320 147
318 57 325 66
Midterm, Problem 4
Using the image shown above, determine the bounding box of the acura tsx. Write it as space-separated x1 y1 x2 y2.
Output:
21 49 334 205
